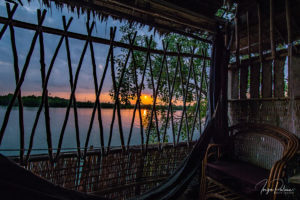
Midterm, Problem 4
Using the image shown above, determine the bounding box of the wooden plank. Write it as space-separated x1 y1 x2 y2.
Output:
291 55 300 98
231 5 240 100
262 61 273 98
230 68 239 99
228 44 300 68
235 5 240 70
239 63 249 99
257 1 263 64
246 11 251 59
250 62 260 98
270 0 276 59
274 57 286 97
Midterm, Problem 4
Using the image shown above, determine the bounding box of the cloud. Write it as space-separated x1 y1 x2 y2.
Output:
0 0 114 97
46 17 54 24
22 1 41 14
0 61 12 67
98 64 104 70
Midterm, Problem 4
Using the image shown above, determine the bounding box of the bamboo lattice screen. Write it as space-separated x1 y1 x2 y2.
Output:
0 3 210 197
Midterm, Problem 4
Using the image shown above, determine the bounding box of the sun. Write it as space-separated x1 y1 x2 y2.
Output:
141 94 153 105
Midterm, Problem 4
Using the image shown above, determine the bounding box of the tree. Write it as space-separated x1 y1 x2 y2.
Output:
111 23 210 143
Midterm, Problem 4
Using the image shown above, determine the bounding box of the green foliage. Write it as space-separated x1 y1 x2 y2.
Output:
113 23 210 144
109 25 157 106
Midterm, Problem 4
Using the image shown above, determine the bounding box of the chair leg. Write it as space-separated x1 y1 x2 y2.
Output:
199 161 207 200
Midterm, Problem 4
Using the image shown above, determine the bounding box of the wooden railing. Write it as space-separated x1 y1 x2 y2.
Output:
9 142 195 199
0 2 208 175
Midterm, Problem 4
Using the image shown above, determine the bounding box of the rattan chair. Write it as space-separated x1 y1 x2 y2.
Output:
201 123 299 200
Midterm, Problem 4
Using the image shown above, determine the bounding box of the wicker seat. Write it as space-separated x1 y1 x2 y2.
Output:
202 123 299 200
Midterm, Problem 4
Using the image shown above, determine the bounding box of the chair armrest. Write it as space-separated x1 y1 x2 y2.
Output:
205 144 225 163
199 144 226 199
268 151 298 200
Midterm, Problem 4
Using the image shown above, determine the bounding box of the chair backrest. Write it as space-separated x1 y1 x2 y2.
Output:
229 123 298 170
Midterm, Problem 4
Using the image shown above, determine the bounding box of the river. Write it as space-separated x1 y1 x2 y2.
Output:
0 106 201 156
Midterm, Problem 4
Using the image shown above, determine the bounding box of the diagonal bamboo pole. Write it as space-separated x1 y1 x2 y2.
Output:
190 49 207 141
63 16 81 158
56 22 95 160
162 48 176 146
126 36 153 151
107 32 137 152
176 44 194 144
25 15 72 162
84 27 116 158
0 3 17 40
145 38 167 151
0 9 47 146
7 3 25 165
89 28 105 156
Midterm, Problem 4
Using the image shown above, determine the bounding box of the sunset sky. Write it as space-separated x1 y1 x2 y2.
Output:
0 1 160 103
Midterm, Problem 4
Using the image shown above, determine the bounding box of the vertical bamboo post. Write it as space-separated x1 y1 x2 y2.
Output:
286 0 293 97
270 0 277 98
247 11 251 60
257 1 264 99
230 4 240 100
262 1 273 100
0 10 47 145
240 13 248 100
262 61 273 98
235 5 240 71
285 0 299 134
246 10 251 99
7 3 25 164
270 0 276 59
258 1 263 65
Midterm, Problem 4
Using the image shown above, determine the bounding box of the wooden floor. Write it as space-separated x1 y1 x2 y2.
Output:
175 176 245 200
205 177 250 200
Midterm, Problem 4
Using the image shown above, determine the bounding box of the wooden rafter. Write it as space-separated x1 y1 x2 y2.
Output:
40 0 225 36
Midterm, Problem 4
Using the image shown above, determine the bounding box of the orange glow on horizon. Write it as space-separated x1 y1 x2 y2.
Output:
45 92 112 102
19 91 179 105
141 94 153 105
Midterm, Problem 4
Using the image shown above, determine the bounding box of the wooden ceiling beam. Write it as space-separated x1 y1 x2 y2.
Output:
45 0 221 37
103 0 219 33
143 0 220 24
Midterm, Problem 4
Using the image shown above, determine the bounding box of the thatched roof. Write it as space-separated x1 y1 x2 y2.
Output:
14 0 300 54
22 0 231 42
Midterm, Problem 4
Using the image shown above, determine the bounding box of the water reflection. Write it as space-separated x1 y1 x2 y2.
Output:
143 109 147 117
0 106 201 156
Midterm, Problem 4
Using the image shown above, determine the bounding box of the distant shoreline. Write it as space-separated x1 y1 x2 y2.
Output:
0 94 184 110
